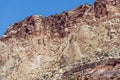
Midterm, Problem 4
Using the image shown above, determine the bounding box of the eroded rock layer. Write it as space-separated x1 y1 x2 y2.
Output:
61 58 120 80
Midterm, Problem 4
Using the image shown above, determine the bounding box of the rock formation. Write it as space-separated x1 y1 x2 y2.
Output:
0 0 120 80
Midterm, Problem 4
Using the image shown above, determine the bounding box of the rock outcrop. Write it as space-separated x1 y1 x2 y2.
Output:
0 0 120 80
61 58 120 80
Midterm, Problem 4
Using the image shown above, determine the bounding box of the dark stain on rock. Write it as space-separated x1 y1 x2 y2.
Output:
94 0 108 18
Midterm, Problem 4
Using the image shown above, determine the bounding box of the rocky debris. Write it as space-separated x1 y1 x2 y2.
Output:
0 0 120 80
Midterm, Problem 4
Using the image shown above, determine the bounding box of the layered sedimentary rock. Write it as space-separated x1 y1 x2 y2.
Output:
0 0 120 80
61 58 120 80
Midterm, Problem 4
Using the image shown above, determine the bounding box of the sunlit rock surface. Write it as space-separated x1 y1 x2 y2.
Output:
0 0 120 80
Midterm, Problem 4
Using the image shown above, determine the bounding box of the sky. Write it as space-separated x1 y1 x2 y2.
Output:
0 0 95 37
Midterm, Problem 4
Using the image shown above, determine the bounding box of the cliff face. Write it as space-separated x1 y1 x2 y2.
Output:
0 0 120 80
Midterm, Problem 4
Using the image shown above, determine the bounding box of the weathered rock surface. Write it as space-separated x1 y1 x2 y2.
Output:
61 58 120 80
0 0 120 80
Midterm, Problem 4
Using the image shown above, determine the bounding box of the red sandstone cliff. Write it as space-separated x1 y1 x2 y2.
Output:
0 0 120 80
